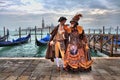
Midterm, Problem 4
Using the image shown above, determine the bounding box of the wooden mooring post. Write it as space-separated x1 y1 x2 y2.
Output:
26 29 27 34
110 35 114 56
100 34 103 52
19 27 21 38
35 26 37 40
88 27 120 57
88 29 90 34
93 30 95 50
41 29 42 39
3 27 5 36
115 26 119 51
49 27 51 34
103 26 105 34
94 30 95 34
88 29 91 49
30 28 31 42
6 29 9 41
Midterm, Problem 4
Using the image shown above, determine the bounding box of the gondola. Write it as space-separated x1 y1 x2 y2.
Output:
0 34 31 47
0 35 9 42
0 30 9 42
36 34 50 46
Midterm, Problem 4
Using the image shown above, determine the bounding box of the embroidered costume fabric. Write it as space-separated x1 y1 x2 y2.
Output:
64 26 93 69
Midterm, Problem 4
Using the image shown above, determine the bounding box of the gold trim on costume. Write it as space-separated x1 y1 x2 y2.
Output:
64 25 83 34
77 26 83 34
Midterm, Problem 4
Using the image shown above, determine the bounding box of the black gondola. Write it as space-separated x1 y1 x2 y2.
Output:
36 34 50 46
0 34 31 47
0 30 9 42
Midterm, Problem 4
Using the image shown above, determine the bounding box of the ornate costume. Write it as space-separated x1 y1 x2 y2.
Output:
46 16 69 71
64 14 93 71
45 25 68 60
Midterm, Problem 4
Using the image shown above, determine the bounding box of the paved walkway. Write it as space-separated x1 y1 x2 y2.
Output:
0 57 120 80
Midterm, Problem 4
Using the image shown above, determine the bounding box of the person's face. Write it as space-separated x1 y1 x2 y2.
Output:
70 22 75 27
60 20 66 25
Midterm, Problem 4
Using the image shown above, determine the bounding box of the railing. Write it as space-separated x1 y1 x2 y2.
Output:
86 27 120 57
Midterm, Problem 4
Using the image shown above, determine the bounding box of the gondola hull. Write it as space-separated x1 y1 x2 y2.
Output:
36 38 48 46
35 34 50 46
0 34 30 47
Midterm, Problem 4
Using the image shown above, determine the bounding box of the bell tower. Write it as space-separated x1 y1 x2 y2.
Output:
42 17 44 28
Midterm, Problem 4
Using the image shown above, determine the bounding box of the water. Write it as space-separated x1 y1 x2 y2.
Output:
0 30 105 57
0 34 47 57
0 30 49 57
90 49 108 57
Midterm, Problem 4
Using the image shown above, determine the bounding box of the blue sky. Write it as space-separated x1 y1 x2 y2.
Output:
0 0 120 30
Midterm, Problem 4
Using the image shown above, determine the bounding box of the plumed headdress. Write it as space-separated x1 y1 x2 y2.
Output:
70 13 82 23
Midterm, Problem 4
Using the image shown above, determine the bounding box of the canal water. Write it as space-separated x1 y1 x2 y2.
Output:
0 30 106 57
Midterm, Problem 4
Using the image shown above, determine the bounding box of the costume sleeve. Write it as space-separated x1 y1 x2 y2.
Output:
49 26 58 41
50 26 57 35
64 26 71 33
77 26 83 34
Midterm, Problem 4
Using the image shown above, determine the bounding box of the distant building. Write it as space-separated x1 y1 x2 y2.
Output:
42 17 45 28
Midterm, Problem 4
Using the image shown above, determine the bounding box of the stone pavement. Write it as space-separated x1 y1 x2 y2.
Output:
0 57 120 80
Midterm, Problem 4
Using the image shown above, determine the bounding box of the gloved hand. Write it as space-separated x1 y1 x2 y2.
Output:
50 40 54 46
85 44 89 50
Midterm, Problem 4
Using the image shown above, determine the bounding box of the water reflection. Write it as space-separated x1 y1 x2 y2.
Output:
34 45 47 57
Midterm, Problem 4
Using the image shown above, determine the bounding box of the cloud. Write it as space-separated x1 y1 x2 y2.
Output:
7 0 44 14
0 0 44 15
106 0 120 9
0 0 119 15
0 0 120 30
0 0 14 8
89 9 108 15
86 0 108 9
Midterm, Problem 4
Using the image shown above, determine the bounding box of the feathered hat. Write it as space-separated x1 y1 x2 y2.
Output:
70 13 82 23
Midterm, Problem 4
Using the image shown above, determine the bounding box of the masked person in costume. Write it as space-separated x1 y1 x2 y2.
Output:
64 13 93 71
46 17 69 71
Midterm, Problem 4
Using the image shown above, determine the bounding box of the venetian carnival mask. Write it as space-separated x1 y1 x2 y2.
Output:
71 24 74 27
70 22 75 28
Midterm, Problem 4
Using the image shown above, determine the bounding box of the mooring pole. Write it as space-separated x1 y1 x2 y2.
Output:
103 26 105 34
4 27 5 36
115 26 119 51
49 27 50 34
41 29 42 39
19 27 21 38
35 26 37 40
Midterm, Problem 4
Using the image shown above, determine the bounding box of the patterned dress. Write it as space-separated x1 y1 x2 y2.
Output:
64 26 93 70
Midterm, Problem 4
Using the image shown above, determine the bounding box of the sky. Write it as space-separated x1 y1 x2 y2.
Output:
0 0 120 30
